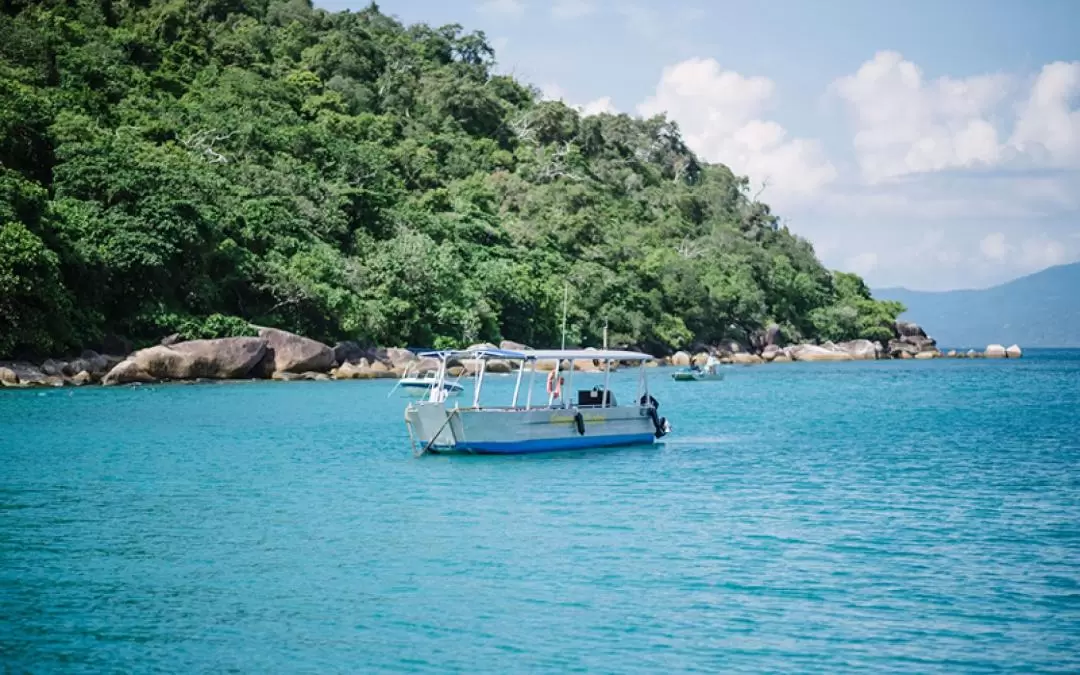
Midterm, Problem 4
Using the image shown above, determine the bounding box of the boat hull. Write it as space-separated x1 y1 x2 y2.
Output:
405 403 661 455
432 432 656 455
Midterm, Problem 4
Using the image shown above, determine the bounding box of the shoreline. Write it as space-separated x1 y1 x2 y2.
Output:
0 324 1025 390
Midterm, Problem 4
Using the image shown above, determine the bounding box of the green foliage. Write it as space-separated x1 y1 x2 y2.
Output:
810 272 906 343
0 221 75 357
0 0 904 359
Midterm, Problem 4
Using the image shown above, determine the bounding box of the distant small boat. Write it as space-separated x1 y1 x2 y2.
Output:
671 357 724 382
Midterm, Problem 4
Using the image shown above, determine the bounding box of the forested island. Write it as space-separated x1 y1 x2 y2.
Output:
2 0 906 368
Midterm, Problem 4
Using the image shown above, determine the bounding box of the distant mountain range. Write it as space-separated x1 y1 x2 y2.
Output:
874 262 1080 348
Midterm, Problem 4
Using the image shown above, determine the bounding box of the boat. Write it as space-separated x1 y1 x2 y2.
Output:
390 365 464 398
403 348 670 455
671 355 725 381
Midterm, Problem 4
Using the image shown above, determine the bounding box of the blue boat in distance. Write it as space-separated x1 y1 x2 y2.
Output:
403 348 670 456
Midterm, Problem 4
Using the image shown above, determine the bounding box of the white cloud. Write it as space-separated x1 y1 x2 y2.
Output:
552 0 595 19
638 58 836 199
979 232 1008 261
832 51 1011 183
477 0 525 17
1010 61 1080 167
541 84 617 117
1019 236 1066 269
579 96 617 116
845 252 879 276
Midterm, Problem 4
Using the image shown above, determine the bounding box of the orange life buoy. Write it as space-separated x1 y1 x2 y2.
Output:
546 370 562 397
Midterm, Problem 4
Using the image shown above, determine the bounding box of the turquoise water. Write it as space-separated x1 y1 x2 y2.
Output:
2 352 1079 672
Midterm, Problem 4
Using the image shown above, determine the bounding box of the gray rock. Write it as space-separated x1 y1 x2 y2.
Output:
160 333 182 346
41 358 68 376
0 366 18 386
332 341 365 365
257 327 333 374
894 321 927 339
2 362 48 385
102 359 157 386
835 339 880 360
102 337 267 383
789 344 854 362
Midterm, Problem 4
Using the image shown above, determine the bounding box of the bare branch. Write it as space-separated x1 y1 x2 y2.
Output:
181 128 238 164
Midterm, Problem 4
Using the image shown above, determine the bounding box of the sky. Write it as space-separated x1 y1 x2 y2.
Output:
316 0 1080 291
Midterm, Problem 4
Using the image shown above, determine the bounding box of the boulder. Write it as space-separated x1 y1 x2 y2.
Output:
1006 344 1022 358
160 333 182 346
466 342 499 353
258 327 333 374
486 359 514 374
895 321 927 339
447 365 465 377
41 359 68 377
772 351 793 363
102 359 157 386
301 371 330 381
333 341 366 365
332 361 371 380
732 353 763 365
385 348 417 368
946 350 958 357
761 345 781 362
789 344 854 362
835 339 880 361
414 357 441 375
967 349 981 358
671 351 691 367
985 344 1007 359
3 362 49 385
691 352 711 367
500 340 530 352
888 340 920 359
0 367 17 386
71 370 93 386
103 337 267 383
41 375 66 387
914 351 937 360
66 350 115 378
903 335 937 352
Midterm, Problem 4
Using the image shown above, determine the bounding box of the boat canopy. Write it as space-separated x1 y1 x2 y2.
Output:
417 348 654 362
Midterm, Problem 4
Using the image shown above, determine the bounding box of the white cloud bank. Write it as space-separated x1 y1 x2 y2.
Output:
638 58 837 200
476 0 525 18
541 51 1080 288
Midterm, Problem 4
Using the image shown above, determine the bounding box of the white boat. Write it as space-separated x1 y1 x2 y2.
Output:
404 348 670 455
390 366 464 398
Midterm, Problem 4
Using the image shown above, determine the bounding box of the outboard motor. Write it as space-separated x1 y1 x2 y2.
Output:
640 394 668 438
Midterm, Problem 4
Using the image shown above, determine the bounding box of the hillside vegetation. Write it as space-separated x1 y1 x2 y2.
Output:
0 0 904 359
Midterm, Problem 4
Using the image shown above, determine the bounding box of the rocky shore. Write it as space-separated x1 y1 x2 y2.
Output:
0 322 1024 389
666 321 1023 367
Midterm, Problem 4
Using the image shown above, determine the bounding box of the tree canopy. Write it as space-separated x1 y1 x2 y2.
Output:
0 0 904 358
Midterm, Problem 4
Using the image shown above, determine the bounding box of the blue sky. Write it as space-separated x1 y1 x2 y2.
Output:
317 0 1080 291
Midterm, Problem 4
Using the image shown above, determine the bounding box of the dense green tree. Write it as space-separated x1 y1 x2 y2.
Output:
0 0 903 358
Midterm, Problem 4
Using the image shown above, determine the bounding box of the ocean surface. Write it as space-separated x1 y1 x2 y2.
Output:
2 351 1079 673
